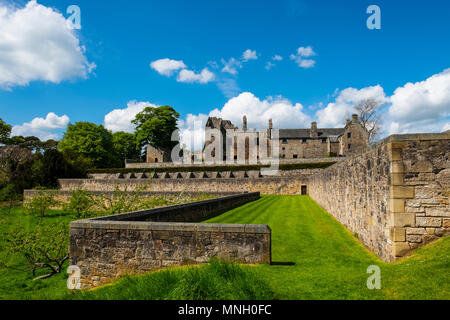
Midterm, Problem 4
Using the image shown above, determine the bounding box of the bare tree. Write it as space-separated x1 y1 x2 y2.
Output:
355 98 383 142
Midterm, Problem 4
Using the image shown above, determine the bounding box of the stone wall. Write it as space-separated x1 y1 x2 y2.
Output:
69 193 270 288
309 133 450 261
59 176 310 195
23 189 236 204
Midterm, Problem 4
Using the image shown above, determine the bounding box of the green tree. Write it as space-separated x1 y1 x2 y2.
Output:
66 189 95 219
0 118 12 144
58 122 114 168
2 221 69 280
132 106 180 152
112 131 140 165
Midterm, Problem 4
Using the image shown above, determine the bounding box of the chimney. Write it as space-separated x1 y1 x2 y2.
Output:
242 115 247 131
346 119 351 127
268 118 273 130
352 114 358 123
310 122 318 138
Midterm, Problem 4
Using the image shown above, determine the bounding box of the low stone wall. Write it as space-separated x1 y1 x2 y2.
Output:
59 176 310 195
23 190 236 204
309 133 450 262
69 193 270 288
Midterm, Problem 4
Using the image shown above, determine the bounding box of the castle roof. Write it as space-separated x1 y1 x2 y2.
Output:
278 128 345 139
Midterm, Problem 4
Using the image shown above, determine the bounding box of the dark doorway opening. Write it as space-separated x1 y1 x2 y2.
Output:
301 185 307 195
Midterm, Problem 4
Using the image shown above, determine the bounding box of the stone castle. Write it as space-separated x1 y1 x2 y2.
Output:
146 114 369 164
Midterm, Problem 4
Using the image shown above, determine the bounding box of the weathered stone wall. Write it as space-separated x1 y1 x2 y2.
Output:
23 189 235 204
69 193 270 288
309 133 450 261
59 176 310 195
390 138 449 255
309 141 392 260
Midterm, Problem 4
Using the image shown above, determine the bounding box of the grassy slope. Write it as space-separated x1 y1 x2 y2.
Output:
205 195 450 300
0 196 448 299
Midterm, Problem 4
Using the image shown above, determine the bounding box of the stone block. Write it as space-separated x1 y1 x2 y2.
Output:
391 173 404 186
391 213 415 227
390 161 405 174
406 227 426 235
410 160 433 173
444 219 450 228
425 207 450 217
390 148 402 161
389 199 405 213
390 227 406 242
393 242 410 257
406 235 422 243
416 217 442 228
390 186 415 199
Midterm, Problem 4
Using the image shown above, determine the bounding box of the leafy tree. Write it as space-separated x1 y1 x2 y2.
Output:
24 190 58 218
0 118 12 144
2 221 69 280
112 131 140 165
0 145 34 186
0 184 21 214
66 189 95 219
58 122 114 168
132 106 180 152
98 185 146 215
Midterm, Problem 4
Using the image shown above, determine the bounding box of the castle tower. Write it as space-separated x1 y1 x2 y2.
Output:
310 122 318 138
352 114 359 123
242 115 247 131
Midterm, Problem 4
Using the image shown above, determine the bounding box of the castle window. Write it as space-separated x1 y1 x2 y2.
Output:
282 138 288 144
282 154 286 158
322 138 326 143
348 144 351 150
348 132 351 139
234 155 237 160
302 138 307 143
256 138 259 145
282 147 285 151
293 154 298 159
154 158 158 163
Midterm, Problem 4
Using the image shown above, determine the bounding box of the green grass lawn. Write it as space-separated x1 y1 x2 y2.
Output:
0 196 449 300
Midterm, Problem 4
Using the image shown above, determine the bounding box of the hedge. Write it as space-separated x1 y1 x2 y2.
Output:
87 162 336 174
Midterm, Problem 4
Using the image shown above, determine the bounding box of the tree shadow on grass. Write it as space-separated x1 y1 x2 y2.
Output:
270 261 296 266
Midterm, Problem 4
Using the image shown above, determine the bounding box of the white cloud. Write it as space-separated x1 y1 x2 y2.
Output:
104 101 156 133
272 55 283 61
316 85 388 127
265 62 276 70
0 0 95 89
221 57 242 75
150 58 186 76
387 68 450 132
296 46 316 57
242 49 258 61
442 122 450 132
216 78 241 99
290 46 317 69
11 112 69 140
209 92 311 129
177 68 215 84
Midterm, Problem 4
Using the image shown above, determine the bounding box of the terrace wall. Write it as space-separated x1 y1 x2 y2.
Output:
308 133 450 262
69 193 271 288
59 176 310 195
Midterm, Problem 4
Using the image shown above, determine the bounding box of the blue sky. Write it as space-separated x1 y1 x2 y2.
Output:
0 0 449 147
